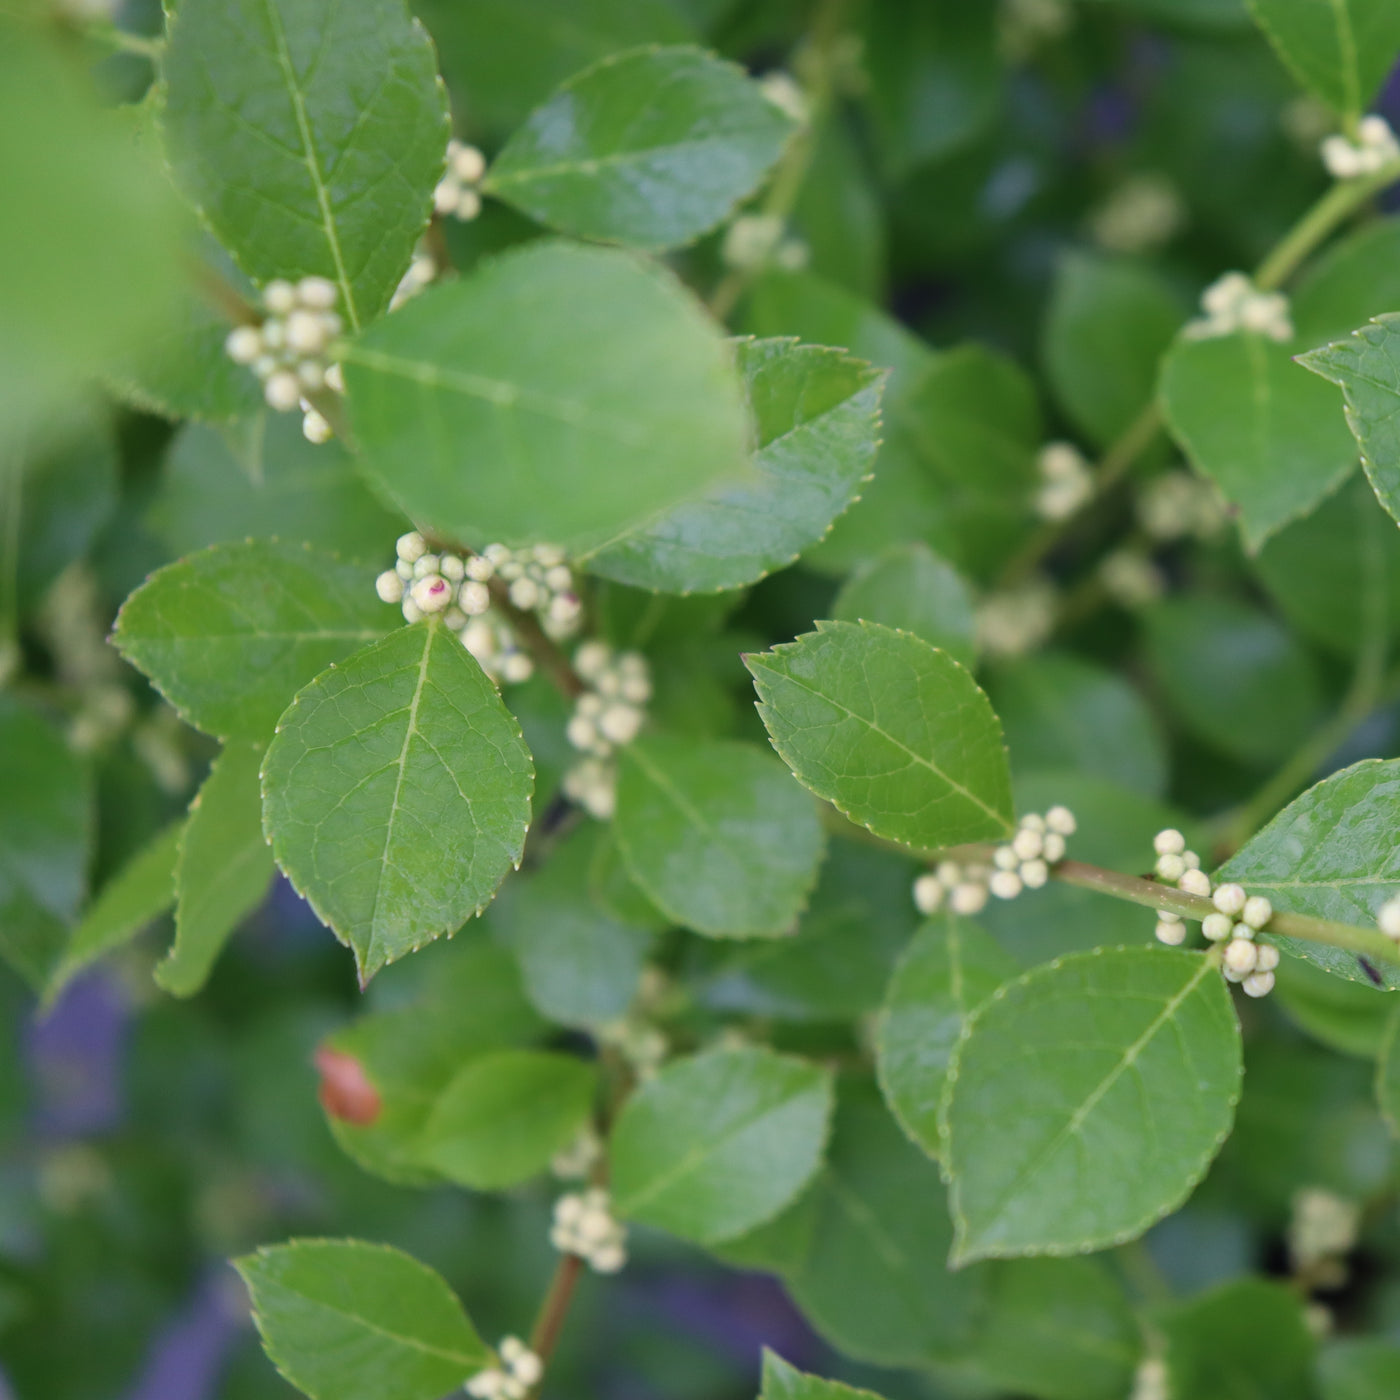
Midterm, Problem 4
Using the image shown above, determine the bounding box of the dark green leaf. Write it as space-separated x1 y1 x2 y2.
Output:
1274 955 1394 1058
832 543 977 665
1245 0 1400 116
1293 219 1400 351
760 1352 886 1400
1319 1339 1400 1400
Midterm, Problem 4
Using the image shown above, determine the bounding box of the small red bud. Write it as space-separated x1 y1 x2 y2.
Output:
314 1044 381 1126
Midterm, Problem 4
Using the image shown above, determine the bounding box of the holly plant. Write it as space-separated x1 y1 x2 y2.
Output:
13 0 1400 1398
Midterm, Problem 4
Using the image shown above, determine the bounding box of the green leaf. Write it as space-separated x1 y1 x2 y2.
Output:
491 825 652 1029
746 620 1014 852
1320 1339 1400 1400
156 743 276 997
1245 0 1400 117
615 736 825 939
147 417 401 564
1160 329 1357 551
0 698 92 990
1157 1276 1316 1400
876 914 1018 1160
1143 594 1324 766
611 1046 834 1244
486 46 796 252
342 241 755 556
586 337 885 593
324 942 544 1184
235 1238 489 1400
415 1049 596 1190
942 947 1242 1264
784 1082 987 1367
832 544 977 665
1302 314 1400 527
988 650 1168 797
1293 219 1400 352
1379 1005 1400 1135
113 540 391 742
1043 251 1185 447
261 619 534 981
1275 955 1394 1058
47 821 182 1008
161 0 450 329
759 1352 887 1400
1219 758 1400 988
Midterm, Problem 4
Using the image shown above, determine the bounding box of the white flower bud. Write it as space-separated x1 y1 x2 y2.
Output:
501 652 534 684
1156 920 1186 946
396 531 427 563
1241 895 1272 930
575 641 612 680
443 608 466 631
462 620 496 660
456 188 483 221
598 702 643 747
950 881 989 915
433 179 460 216
375 570 403 603
1202 913 1233 942
413 553 441 579
401 598 423 624
509 576 541 610
913 873 944 914
619 672 652 705
324 362 346 393
451 142 487 184
466 555 494 582
994 845 1020 871
1020 859 1049 889
263 279 296 314
1183 850 1201 869
1012 828 1043 861
298 360 327 392
296 275 338 310
284 308 327 355
567 715 598 752
1232 922 1254 942
1155 853 1185 882
1242 970 1275 998
1212 883 1247 916
302 408 332 444
410 575 452 613
1179 869 1212 897
439 554 465 581
1020 813 1047 833
1254 943 1280 973
1153 828 1185 855
1224 938 1258 975
1045 805 1076 835
1042 832 1066 863
990 870 1023 900
225 325 264 364
395 559 414 580
1378 894 1400 939
934 861 962 886
263 369 303 412
459 580 491 615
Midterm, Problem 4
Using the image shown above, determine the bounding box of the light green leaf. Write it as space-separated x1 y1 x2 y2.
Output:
148 417 401 564
161 0 450 328
832 544 977 666
746 620 1014 853
942 947 1242 1264
1158 1276 1316 1400
486 46 796 251
1302 314 1400 527
47 821 182 1008
0 698 92 990
324 942 544 1184
415 1049 596 1190
1320 1339 1400 1400
235 1238 489 1400
491 826 652 1029
1219 758 1400 988
157 743 276 997
876 914 1017 1160
342 241 755 556
261 619 534 982
1246 0 1400 117
760 1352 887 1400
611 1046 834 1244
988 650 1168 797
113 540 390 742
784 1083 988 1367
586 338 885 593
1277 955 1394 1058
1160 329 1357 551
615 736 825 939
1043 251 1185 447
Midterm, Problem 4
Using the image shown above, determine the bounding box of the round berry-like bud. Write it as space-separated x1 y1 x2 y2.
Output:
509 577 541 610
461 620 496 659
443 608 466 631
264 369 302 412
1153 828 1186 856
993 845 1019 871
1232 922 1254 942
1156 921 1186 946
1020 858 1049 889
252 353 278 379
1045 805 1076 835
263 279 296 314
396 531 427 563
375 570 404 603
576 693 604 719
1179 869 1212 897
465 555 494 582
285 308 327 355
433 179 461 216
225 324 264 364
413 553 441 579
452 143 487 183
598 702 643 747
324 362 346 393
545 565 573 592
950 881 989 915
1159 910 1182 923
935 860 962 886
302 408 333 444
574 641 611 680
401 598 423 624
1020 813 1047 833
1183 850 1201 870
912 873 944 915
501 653 534 684
1042 832 1066 863
439 554 465 582
989 870 1023 900
411 575 452 613
1212 883 1247 916
1242 970 1275 999
567 715 599 752
1012 828 1043 861
1155 852 1185 882
1378 895 1400 939
456 188 483 221
298 360 327 391
1202 912 1233 942
1224 938 1258 975
619 672 651 705
1241 896 1272 931
459 581 491 615
296 275 338 310
1254 943 1280 973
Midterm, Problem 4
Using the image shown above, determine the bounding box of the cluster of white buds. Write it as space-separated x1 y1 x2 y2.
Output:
759 70 809 124
1322 115 1400 180
1377 894 1400 940
598 1015 668 1080
390 247 437 312
550 1188 627 1273
998 0 1073 62
1088 172 1184 255
464 1337 544 1400
720 213 809 273
976 578 1057 658
1099 547 1165 610
562 643 652 820
913 807 1075 915
1288 1187 1360 1284
1149 826 1207 946
477 544 583 641
434 140 487 221
1034 442 1094 521
1137 470 1227 542
225 277 345 441
1186 272 1293 343
550 1128 602 1181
